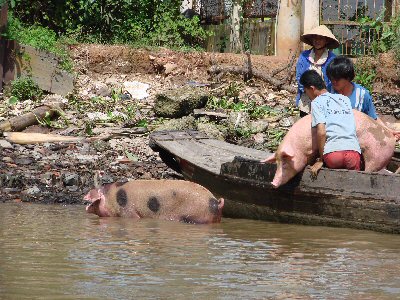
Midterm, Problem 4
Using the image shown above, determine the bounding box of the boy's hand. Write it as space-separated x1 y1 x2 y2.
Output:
310 160 324 180
393 131 400 142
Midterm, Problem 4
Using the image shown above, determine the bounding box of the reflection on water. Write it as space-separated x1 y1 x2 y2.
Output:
1 203 400 299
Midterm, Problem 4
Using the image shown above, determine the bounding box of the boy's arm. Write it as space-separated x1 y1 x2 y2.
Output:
316 123 326 159
310 123 326 178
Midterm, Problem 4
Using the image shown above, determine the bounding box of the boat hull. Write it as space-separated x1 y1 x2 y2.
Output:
150 130 400 233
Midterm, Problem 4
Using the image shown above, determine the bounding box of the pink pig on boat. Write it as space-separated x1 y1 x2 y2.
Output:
262 111 395 188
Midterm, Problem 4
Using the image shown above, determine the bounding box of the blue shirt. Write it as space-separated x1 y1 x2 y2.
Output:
295 49 336 106
330 82 378 119
311 92 361 155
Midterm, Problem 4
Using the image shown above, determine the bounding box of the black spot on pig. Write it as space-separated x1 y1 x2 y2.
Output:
116 189 128 207
180 216 195 224
209 198 220 215
148 196 160 213
172 191 177 197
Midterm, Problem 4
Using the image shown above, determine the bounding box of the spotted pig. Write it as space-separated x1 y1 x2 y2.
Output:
84 180 224 224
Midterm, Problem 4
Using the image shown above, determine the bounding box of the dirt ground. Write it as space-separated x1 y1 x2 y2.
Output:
70 44 291 87
70 44 400 94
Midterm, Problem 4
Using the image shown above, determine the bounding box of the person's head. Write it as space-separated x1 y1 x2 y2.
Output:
326 56 355 92
300 25 340 50
299 70 327 100
310 35 328 50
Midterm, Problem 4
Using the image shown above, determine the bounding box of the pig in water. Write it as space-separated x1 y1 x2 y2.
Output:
261 110 396 188
84 180 224 224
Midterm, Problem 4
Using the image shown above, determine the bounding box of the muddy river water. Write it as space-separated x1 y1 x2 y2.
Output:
1 203 400 299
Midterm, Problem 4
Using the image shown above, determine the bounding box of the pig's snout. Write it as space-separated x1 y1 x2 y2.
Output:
205 197 224 224
209 197 224 215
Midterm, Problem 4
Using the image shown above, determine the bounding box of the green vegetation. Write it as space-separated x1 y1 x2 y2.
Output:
6 0 209 49
68 91 150 129
354 9 400 92
207 95 279 120
354 59 376 92
5 76 42 101
2 15 74 72
358 11 400 56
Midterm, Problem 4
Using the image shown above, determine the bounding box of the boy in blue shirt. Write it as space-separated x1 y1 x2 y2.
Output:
327 55 400 140
300 70 362 177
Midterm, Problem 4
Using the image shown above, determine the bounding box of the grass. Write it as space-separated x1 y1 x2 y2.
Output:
2 15 74 72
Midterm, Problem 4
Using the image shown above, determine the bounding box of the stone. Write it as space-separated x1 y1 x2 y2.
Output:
154 87 209 118
23 186 41 195
394 108 400 119
0 140 13 149
279 117 295 127
253 132 265 144
2 157 14 163
164 63 178 75
197 122 225 140
63 173 80 187
249 119 269 133
97 85 111 97
14 157 34 165
155 116 196 131
87 112 109 121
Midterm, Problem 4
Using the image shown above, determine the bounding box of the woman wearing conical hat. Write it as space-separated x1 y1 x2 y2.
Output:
295 25 340 117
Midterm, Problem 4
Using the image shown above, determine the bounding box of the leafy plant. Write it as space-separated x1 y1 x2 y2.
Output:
357 10 400 56
355 68 376 92
225 82 243 99
6 76 42 101
8 0 210 50
265 129 286 151
354 58 376 92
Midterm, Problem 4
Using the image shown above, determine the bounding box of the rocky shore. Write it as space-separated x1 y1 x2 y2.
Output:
0 45 399 204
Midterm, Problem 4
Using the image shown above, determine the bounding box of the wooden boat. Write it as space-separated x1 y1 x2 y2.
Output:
149 130 400 234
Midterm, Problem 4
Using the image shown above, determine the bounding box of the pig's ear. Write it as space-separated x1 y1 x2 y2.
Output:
281 150 294 159
261 153 276 163
86 199 101 214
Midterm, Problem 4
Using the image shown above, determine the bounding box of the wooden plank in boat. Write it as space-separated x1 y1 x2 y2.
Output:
151 130 270 163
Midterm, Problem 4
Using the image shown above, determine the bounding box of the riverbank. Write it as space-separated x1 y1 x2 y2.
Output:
0 44 399 204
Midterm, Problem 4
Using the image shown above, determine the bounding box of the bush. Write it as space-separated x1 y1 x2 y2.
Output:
6 76 43 101
8 0 210 49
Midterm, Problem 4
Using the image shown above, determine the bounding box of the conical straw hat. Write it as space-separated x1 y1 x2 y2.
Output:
300 25 340 49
